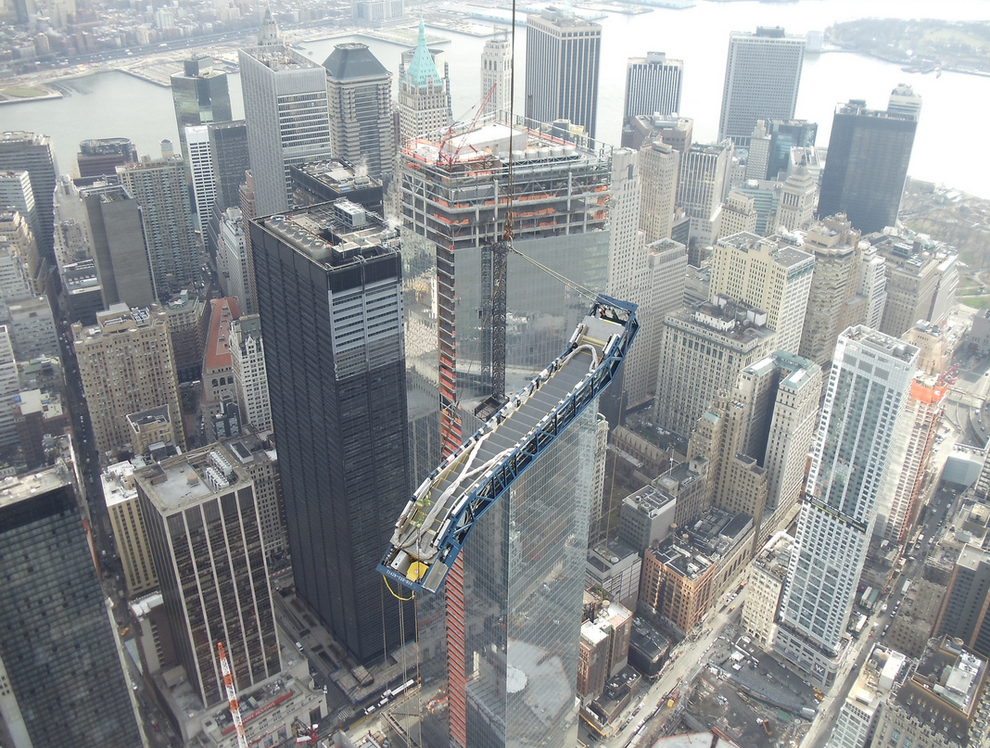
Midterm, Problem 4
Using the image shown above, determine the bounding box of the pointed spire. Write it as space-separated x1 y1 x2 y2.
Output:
404 15 442 89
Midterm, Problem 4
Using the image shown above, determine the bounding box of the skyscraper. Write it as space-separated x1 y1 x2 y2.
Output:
184 124 216 235
875 374 944 543
745 121 771 180
207 120 250 213
775 165 818 232
817 91 921 235
525 8 601 138
250 199 411 664
481 32 512 117
136 446 281 707
116 149 198 298
0 131 57 267
774 326 918 686
718 28 805 146
230 314 271 431
170 55 232 157
204 119 250 262
709 232 815 355
623 52 683 122
79 183 156 309
238 44 332 215
0 464 143 748
459 398 601 747
655 298 778 436
623 238 686 406
397 20 452 146
638 139 680 244
72 304 185 455
677 141 733 248
0 169 41 259
324 42 395 181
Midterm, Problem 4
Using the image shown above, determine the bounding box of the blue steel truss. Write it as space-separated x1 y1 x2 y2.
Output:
378 295 638 594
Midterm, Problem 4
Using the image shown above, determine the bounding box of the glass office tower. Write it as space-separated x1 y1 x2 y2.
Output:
460 401 599 747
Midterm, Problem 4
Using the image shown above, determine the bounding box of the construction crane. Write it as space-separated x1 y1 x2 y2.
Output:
436 82 497 169
217 642 249 748
378 295 638 594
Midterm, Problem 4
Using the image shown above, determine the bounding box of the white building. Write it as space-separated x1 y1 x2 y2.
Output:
525 7 601 138
238 45 332 215
718 28 806 146
397 19 452 146
742 530 793 646
710 232 815 355
184 125 216 237
481 32 512 118
229 315 271 432
677 142 733 247
623 52 683 121
774 327 918 686
217 207 248 308
638 140 679 244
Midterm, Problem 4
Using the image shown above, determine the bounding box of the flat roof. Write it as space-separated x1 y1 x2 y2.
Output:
136 448 250 513
0 466 70 510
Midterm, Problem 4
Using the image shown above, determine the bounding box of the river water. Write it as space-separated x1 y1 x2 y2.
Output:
3 0 988 197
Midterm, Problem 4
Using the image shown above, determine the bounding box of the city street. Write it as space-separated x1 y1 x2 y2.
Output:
593 587 749 748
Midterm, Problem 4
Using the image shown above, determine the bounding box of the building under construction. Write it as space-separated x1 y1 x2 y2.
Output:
399 113 613 479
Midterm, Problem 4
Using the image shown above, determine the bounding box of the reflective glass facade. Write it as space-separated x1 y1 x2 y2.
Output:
461 400 598 747
250 207 412 665
817 102 918 235
0 475 142 748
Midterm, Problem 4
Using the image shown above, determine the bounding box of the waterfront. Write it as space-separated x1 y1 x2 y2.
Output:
2 0 989 197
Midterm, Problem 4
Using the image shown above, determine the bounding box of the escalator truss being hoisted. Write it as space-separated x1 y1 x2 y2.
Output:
378 295 638 594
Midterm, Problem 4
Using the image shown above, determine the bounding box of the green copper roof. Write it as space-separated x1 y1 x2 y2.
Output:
404 17 442 89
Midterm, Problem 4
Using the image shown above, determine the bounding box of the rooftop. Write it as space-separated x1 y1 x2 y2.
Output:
0 465 71 510
102 458 146 509
240 44 322 73
256 198 398 267
127 405 171 430
322 42 389 81
623 484 676 518
752 530 794 581
842 324 920 364
135 447 250 513
402 18 442 89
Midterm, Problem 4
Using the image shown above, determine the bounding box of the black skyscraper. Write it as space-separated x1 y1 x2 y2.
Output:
0 467 143 748
818 99 919 235
250 199 412 664
205 120 251 259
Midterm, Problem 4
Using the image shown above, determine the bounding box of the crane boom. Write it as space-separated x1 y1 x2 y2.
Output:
217 642 249 748
378 295 638 594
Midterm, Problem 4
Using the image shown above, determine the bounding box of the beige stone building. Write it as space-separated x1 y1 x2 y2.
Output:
741 530 793 647
104 458 159 596
73 304 184 456
638 140 680 244
797 214 866 366
709 232 815 355
126 406 178 455
654 297 778 437
716 191 758 239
